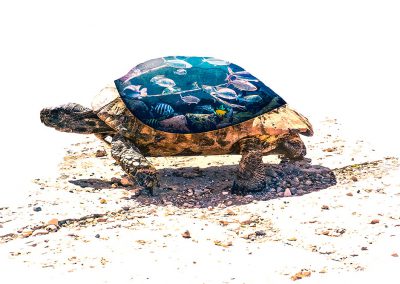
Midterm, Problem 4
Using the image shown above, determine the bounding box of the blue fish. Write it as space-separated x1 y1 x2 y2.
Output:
174 68 187 75
152 103 174 118
122 85 147 98
165 59 192 69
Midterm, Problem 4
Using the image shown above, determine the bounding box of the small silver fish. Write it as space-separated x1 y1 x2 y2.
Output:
203 57 230 66
150 75 165 83
214 87 237 100
226 67 259 82
166 59 192 69
155 78 176 88
240 95 263 103
180 94 200 104
174 68 187 75
123 85 147 98
230 79 257 91
201 85 217 93
162 86 181 95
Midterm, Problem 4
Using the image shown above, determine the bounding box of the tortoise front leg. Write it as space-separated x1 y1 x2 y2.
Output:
280 134 307 159
111 134 159 195
231 138 266 194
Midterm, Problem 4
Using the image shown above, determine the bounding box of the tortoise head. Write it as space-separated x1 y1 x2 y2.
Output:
40 103 114 134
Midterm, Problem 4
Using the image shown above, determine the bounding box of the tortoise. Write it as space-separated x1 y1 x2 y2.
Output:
40 56 313 195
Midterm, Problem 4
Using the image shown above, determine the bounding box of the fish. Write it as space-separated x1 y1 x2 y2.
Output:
152 103 174 117
215 105 228 117
226 67 259 82
202 85 217 93
144 118 160 128
202 58 230 66
214 87 237 100
162 86 181 95
239 95 263 103
122 85 147 98
165 59 192 69
180 94 200 104
174 68 187 75
212 95 246 110
150 75 165 83
154 78 176 87
193 105 215 114
229 79 257 91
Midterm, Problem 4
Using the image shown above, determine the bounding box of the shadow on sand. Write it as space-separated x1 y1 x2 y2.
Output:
69 160 336 208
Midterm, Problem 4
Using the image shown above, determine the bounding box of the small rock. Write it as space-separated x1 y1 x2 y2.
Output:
284 188 292 197
255 230 266 236
222 191 229 195
370 219 380 224
97 218 108 222
100 198 107 204
361 246 368 251
122 206 130 211
305 180 312 186
111 183 118 188
291 270 311 281
47 218 59 226
226 201 233 206
351 176 358 182
95 149 107 157
214 240 232 247
95 234 100 238
21 229 33 238
391 253 399 257
321 205 329 210
287 237 297 241
45 224 58 232
238 215 253 225
323 147 335 152
346 192 353 196
181 230 191 238
32 229 49 236
121 177 133 186
226 209 236 215
33 206 42 212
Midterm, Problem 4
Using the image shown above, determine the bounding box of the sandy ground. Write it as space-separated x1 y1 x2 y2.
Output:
1 118 399 284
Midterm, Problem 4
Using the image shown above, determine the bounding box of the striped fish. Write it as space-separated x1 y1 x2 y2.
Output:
152 103 174 118
144 118 160 128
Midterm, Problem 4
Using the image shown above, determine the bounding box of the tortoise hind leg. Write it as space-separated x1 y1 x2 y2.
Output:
231 138 265 194
111 134 159 195
280 134 307 160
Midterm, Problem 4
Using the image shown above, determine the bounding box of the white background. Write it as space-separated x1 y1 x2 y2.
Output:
0 0 399 200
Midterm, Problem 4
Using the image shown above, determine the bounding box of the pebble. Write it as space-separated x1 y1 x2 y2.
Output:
121 177 133 186
95 149 107 157
32 229 49 236
95 234 100 238
21 229 33 238
351 176 358 182
100 198 107 204
346 192 353 196
33 206 42 212
47 218 59 226
255 230 266 236
214 240 232 247
361 246 368 251
321 205 330 210
181 230 191 238
222 191 229 195
391 253 399 257
370 219 380 224
305 180 312 186
284 188 292 197
45 224 58 232
287 237 297 241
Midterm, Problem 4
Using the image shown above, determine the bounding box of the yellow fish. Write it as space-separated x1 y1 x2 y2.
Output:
215 106 228 117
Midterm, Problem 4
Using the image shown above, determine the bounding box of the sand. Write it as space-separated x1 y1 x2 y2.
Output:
0 118 399 284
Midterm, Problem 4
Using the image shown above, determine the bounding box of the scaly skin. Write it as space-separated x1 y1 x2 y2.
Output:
40 95 312 194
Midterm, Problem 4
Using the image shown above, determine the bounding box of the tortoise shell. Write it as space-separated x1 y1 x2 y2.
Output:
114 56 286 134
